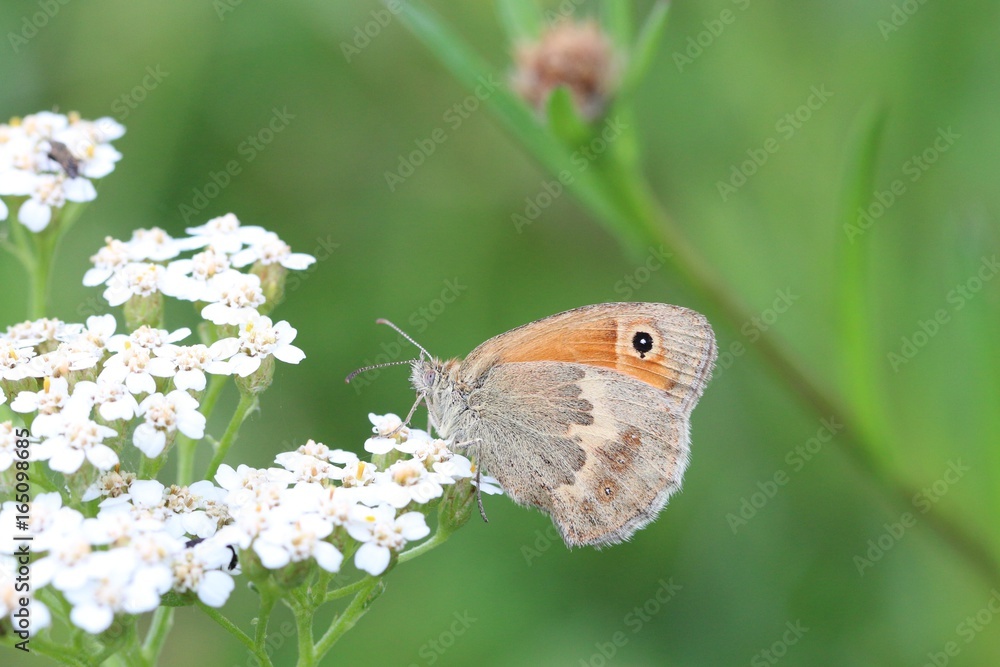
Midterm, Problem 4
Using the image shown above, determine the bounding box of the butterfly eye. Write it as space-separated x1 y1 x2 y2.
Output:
632 331 654 358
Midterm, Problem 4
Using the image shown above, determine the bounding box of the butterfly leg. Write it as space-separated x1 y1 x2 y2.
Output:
388 391 426 437
449 437 489 523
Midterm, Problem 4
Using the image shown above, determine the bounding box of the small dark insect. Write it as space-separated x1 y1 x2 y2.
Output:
47 140 80 178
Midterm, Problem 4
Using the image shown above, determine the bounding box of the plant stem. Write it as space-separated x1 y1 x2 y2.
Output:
310 577 384 666
30 226 55 319
197 601 273 667
323 576 372 603
204 392 257 481
177 374 228 485
140 607 174 666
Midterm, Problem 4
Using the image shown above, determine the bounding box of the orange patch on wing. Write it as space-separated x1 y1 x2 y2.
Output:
495 317 680 391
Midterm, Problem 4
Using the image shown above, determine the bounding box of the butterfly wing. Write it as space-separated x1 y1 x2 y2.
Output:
460 303 716 416
464 361 691 547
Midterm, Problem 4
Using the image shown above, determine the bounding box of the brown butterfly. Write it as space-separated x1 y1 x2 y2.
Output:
374 303 716 547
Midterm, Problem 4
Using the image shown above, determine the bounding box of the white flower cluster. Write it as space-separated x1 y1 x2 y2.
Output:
0 111 124 231
216 414 500 578
86 213 314 334
0 416 502 634
0 480 235 634
0 314 296 472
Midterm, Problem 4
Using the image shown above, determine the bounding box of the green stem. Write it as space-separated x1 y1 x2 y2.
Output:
177 374 228 485
140 607 174 666
254 587 277 660
204 392 257 481
310 577 384 666
30 226 56 319
323 576 372 603
293 598 315 667
197 601 273 667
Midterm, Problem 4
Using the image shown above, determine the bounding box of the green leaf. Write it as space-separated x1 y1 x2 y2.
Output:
602 0 633 48
836 101 892 453
620 0 670 100
496 0 542 44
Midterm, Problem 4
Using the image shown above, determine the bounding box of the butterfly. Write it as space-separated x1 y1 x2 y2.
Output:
356 303 716 548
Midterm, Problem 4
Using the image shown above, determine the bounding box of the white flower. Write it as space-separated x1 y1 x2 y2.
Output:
84 237 132 287
133 390 205 458
253 512 343 573
112 324 191 354
18 173 96 232
32 402 119 474
227 315 305 377
339 458 376 489
364 412 408 454
102 262 167 307
0 422 21 472
10 375 70 417
0 339 36 382
171 539 235 607
230 231 316 270
73 377 140 422
81 469 137 502
125 227 199 262
63 550 164 633
57 314 118 355
200 272 266 325
185 213 267 254
347 506 429 576
0 558 51 635
99 340 162 395
3 317 66 346
274 452 345 483
150 339 237 391
365 459 448 508
162 249 234 302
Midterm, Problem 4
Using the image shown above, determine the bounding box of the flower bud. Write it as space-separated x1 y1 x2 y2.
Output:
124 291 164 330
235 354 274 396
251 261 288 315
511 20 620 121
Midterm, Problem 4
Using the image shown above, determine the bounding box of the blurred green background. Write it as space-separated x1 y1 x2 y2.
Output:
3 0 1000 665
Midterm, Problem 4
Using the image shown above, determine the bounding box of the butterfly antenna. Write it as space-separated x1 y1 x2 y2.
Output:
375 318 431 359
344 359 415 384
